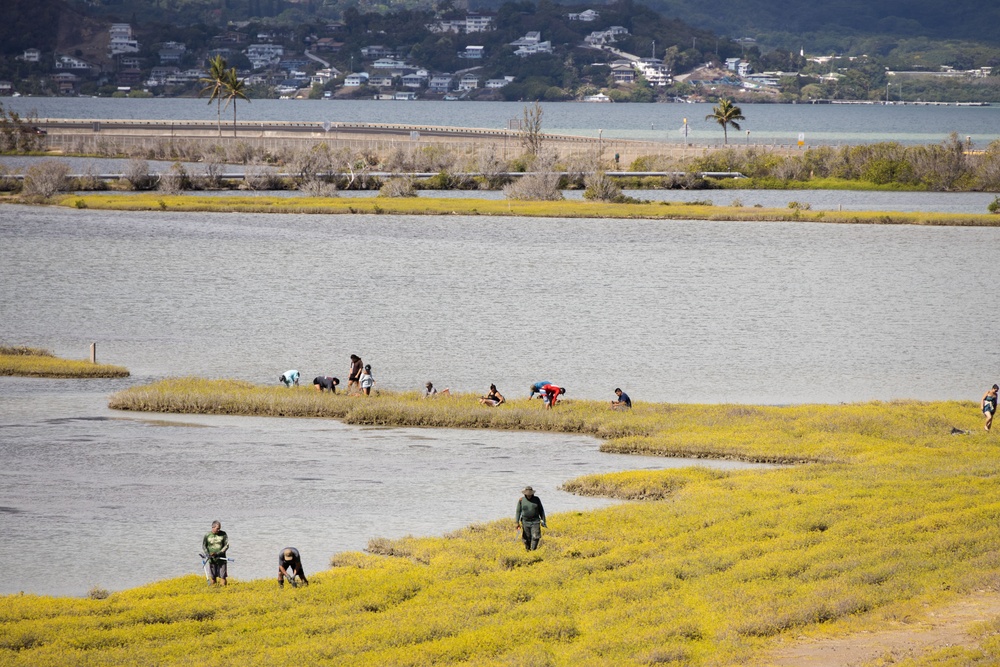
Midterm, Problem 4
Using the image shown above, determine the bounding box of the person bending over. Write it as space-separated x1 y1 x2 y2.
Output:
278 547 308 588
542 383 565 409
313 376 339 393
279 370 300 387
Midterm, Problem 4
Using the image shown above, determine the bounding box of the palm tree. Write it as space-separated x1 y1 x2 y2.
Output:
199 55 228 137
222 68 250 138
705 99 745 144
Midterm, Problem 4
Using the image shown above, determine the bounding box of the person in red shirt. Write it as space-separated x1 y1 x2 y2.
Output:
542 383 565 409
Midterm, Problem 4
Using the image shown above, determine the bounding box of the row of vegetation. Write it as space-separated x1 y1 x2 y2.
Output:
49 192 1000 226
3 380 999 665
0 345 129 378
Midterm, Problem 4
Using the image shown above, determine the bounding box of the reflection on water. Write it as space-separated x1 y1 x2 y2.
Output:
0 379 767 596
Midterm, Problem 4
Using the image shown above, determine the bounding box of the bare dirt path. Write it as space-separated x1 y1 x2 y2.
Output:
764 591 1000 666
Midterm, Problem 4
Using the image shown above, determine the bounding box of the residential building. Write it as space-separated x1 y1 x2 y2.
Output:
393 91 418 100
402 73 426 88
458 45 484 60
361 45 393 59
0 81 13 95
568 9 599 21
159 42 186 64
108 24 140 56
246 44 284 69
314 38 343 52
485 77 512 89
369 74 394 87
20 48 41 62
511 33 551 56
373 58 407 69
119 56 141 69
738 61 752 77
611 63 636 84
465 13 494 32
458 73 479 90
344 72 370 86
55 54 94 71
428 75 453 92
51 72 80 94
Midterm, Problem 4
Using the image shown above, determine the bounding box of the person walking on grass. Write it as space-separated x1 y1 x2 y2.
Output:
279 370 299 388
984 384 998 431
360 364 375 396
202 520 230 585
347 355 363 394
278 547 308 588
515 486 546 551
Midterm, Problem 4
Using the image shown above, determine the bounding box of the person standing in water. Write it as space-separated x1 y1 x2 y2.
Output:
983 384 998 431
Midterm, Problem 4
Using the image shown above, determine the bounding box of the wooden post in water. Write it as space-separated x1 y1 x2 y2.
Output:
90 343 97 364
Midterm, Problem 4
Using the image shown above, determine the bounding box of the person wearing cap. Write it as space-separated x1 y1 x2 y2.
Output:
983 384 999 431
278 547 308 588
528 381 552 399
541 383 565 409
515 486 547 551
313 376 339 393
611 388 632 410
202 520 230 585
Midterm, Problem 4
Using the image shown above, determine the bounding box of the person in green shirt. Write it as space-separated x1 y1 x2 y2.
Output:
202 520 230 585
515 486 547 551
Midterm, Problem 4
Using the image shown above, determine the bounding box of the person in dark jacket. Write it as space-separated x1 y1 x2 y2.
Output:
515 486 547 551
313 376 339 393
278 547 308 587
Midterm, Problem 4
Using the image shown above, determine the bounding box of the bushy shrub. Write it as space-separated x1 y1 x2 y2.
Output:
379 177 417 198
120 157 158 191
158 162 190 194
583 171 624 202
21 160 70 201
503 170 563 201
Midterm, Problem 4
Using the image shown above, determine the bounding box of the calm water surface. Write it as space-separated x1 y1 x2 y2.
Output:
3 377 759 597
5 97 1000 145
2 204 996 595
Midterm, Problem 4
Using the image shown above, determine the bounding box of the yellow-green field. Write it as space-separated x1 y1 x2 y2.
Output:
0 345 129 378
2 379 999 666
60 193 1000 226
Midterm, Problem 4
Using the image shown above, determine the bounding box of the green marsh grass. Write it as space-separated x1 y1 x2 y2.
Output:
0 346 129 378
59 193 1000 227
4 381 1000 666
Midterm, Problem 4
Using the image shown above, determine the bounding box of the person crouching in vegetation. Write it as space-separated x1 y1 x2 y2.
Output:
202 521 229 586
360 364 375 396
611 387 632 410
984 384 999 431
425 382 450 397
515 486 547 551
278 547 308 588
479 384 505 406
313 376 339 393
279 370 300 387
